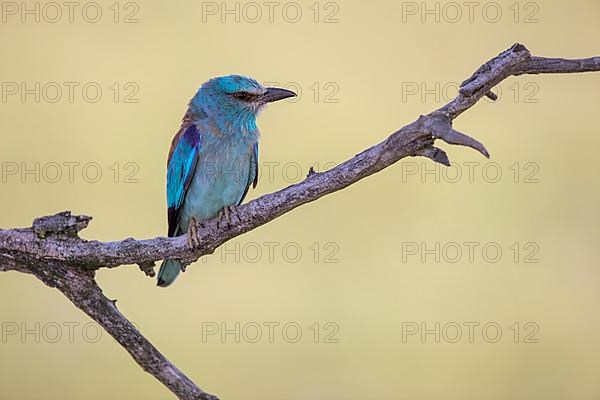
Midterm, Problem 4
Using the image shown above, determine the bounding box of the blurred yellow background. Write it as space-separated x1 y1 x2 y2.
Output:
1 0 600 399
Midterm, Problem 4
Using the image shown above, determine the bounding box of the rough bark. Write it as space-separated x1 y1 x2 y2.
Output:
1 44 599 400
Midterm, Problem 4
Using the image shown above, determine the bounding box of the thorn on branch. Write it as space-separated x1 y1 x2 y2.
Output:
485 90 498 101
426 112 490 158
32 211 92 239
138 261 156 277
511 43 529 53
414 147 450 167
307 166 316 178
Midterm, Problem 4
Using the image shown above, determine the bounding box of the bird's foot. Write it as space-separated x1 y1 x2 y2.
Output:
217 205 240 228
187 217 202 250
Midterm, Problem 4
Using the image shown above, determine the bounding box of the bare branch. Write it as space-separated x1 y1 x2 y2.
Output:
27 260 217 400
2 45 599 273
1 44 599 400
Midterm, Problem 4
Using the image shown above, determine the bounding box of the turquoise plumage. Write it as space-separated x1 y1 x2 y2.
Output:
157 75 296 287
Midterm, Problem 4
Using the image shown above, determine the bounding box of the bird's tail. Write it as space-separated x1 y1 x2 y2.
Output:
157 259 182 287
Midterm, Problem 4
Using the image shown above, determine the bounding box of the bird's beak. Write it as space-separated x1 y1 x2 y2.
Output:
262 87 297 103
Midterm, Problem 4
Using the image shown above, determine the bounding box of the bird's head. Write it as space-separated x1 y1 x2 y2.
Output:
189 75 296 132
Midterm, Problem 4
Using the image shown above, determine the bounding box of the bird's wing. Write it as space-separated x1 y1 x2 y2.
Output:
167 114 202 237
238 142 259 205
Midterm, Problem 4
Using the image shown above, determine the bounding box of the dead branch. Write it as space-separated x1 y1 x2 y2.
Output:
1 44 599 400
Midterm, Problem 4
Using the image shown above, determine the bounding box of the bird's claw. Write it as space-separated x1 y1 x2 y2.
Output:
217 205 240 228
187 217 202 250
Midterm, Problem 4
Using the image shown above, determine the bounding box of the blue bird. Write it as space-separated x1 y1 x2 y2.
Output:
157 75 296 287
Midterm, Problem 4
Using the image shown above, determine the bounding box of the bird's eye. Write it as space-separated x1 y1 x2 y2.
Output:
232 92 253 101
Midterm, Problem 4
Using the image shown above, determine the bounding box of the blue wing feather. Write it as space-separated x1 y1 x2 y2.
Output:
167 123 201 237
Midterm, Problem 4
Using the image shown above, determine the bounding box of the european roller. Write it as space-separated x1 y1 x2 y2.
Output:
157 75 296 287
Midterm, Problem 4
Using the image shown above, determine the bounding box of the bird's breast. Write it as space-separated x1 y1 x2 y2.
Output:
178 131 257 229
